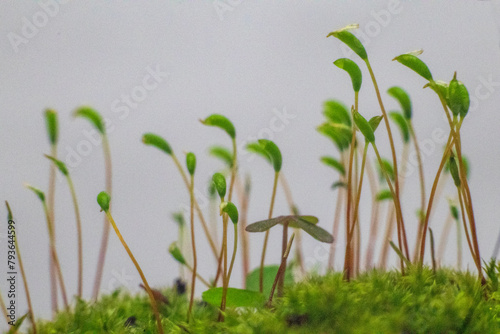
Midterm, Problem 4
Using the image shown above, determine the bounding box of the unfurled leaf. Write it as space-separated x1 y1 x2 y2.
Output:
45 155 69 176
246 265 294 296
387 86 412 120
202 287 265 308
246 142 272 163
142 133 172 155
74 106 106 135
97 191 111 212
288 218 333 243
168 242 186 265
448 72 470 118
353 110 375 143
317 123 352 152
323 100 351 126
186 152 196 176
327 25 368 60
45 109 58 146
376 189 393 201
258 139 282 173
200 114 236 139
25 184 45 202
320 156 345 175
369 115 383 132
389 112 410 143
393 53 433 81
212 172 226 199
221 201 238 224
334 58 362 92
209 146 233 167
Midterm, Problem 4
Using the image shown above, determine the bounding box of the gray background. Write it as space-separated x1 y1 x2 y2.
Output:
1 0 500 327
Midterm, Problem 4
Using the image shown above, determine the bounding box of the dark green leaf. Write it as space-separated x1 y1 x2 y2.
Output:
97 191 111 212
387 86 412 120
200 114 236 139
353 110 375 143
45 155 69 176
142 133 172 155
331 181 347 190
246 265 294 297
320 156 345 175
389 112 410 143
393 52 433 81
168 242 186 265
209 146 233 167
221 201 238 224
376 189 393 201
334 58 362 92
448 72 470 118
327 25 367 60
246 216 283 232
287 217 334 243
449 203 459 221
369 115 383 132
212 172 227 199
448 155 461 187
74 106 106 135
317 123 352 152
202 287 265 308
186 152 196 176
44 109 58 146
323 100 351 126
258 139 282 173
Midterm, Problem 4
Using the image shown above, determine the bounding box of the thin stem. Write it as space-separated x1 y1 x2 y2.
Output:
227 223 238 285
228 138 238 201
259 171 279 293
343 122 357 281
364 156 381 270
47 144 58 314
104 211 164 334
92 135 112 300
172 154 219 260
187 175 197 323
429 228 436 275
278 222 288 297
43 202 69 309
67 176 83 298
328 153 347 270
267 233 295 307
238 175 250 287
218 214 228 322
458 188 479 270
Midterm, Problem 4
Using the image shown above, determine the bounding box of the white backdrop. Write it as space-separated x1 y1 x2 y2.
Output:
1 0 500 326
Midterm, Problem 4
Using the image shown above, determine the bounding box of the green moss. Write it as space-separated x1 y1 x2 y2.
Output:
36 267 500 333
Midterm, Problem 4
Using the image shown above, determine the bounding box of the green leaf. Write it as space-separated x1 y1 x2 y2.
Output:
323 100 351 126
7 313 28 334
449 203 459 221
246 216 282 232
369 115 383 132
320 156 345 175
389 241 411 268
317 123 352 152
44 155 69 176
25 184 45 202
200 114 236 139
353 110 375 143
331 181 347 190
327 25 368 60
186 152 196 176
246 142 272 164
74 106 106 135
5 201 13 221
448 155 461 187
168 242 186 265
448 72 470 118
44 109 58 146
212 172 227 199
246 265 294 297
334 58 362 92
287 217 333 243
209 146 233 167
171 212 185 227
387 86 412 120
444 154 470 179
393 52 433 81
389 112 410 143
202 287 265 308
142 133 173 155
97 191 111 212
377 158 395 182
376 189 393 201
258 139 282 173
221 201 238 224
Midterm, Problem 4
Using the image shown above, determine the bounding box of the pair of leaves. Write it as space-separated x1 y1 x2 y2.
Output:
246 215 333 244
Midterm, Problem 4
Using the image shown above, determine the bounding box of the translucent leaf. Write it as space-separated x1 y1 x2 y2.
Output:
142 133 172 155
393 53 433 81
258 139 282 173
246 265 294 297
44 109 58 146
334 58 362 92
168 242 186 265
327 25 368 60
200 114 236 139
389 112 410 143
448 72 470 118
353 110 375 143
186 152 196 176
376 189 393 201
323 100 351 126
246 142 272 163
212 172 227 199
209 146 233 167
387 86 412 120
317 123 352 152
45 155 69 176
74 106 106 135
369 115 383 132
97 191 111 212
221 201 238 224
202 287 265 308
320 156 345 175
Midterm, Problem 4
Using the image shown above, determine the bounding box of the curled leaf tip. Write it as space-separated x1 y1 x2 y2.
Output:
74 106 106 135
25 183 46 202
220 201 239 224
45 154 69 176
200 114 236 139
169 242 186 265
97 191 111 212
142 133 173 155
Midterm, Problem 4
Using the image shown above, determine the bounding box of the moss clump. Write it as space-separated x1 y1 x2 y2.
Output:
35 267 500 333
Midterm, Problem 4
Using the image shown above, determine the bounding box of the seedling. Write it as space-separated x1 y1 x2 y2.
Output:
74 106 113 300
185 152 197 322
96 191 164 334
168 242 210 287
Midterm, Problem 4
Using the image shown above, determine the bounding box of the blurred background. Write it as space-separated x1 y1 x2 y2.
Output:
1 0 500 327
